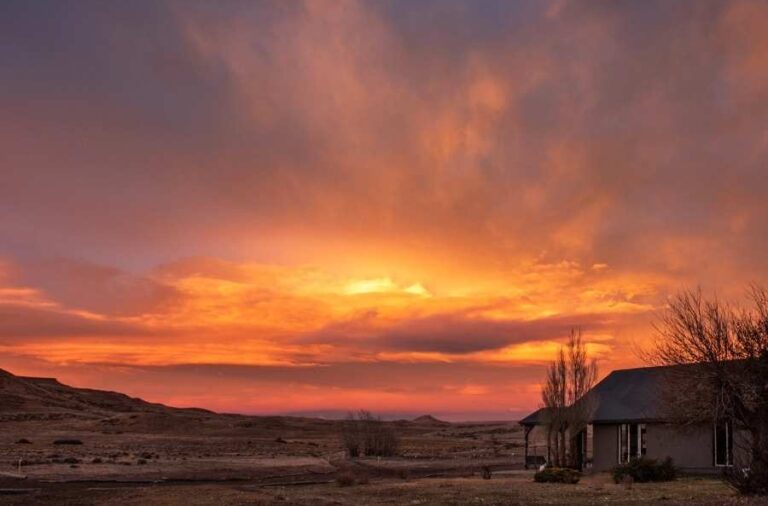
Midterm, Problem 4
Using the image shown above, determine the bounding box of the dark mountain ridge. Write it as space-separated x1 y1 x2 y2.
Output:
0 368 211 419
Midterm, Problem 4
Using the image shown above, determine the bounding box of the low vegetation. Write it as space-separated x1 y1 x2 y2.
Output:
335 470 370 487
533 467 581 484
52 439 83 445
341 410 399 457
612 457 678 483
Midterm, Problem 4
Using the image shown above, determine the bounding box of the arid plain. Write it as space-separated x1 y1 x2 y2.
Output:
0 368 760 505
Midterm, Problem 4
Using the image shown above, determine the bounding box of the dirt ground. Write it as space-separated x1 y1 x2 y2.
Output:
0 473 762 506
0 419 762 505
0 385 758 505
0 416 527 483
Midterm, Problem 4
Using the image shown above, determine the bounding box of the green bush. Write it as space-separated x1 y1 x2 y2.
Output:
612 457 678 483
534 467 581 484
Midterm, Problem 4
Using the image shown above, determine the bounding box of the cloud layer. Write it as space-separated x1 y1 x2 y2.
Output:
1 0 767 416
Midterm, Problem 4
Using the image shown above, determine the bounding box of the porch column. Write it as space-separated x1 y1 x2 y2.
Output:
524 425 532 469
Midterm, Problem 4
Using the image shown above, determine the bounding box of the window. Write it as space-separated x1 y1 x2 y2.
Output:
714 421 733 467
618 423 647 463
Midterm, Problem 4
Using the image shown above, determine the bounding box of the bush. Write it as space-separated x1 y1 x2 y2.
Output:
534 467 581 484
612 457 677 483
336 470 357 487
725 465 768 496
53 439 83 445
341 410 399 457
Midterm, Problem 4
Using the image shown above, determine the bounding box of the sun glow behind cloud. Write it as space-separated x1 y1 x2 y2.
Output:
0 252 662 417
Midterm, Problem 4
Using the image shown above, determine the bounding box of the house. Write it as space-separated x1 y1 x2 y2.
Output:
519 364 746 473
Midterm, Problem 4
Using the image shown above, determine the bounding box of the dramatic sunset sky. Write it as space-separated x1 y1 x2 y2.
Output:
1 0 767 420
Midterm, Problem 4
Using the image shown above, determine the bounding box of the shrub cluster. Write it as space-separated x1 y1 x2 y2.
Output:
533 467 581 484
53 439 83 445
612 457 677 483
335 470 369 487
341 410 399 457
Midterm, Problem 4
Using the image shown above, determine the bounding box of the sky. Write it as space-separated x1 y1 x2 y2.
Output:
1 0 767 420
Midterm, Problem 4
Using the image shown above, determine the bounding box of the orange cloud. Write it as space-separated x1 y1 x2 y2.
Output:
2 1 768 417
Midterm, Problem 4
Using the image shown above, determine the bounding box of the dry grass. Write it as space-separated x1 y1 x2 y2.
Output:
0 474 761 506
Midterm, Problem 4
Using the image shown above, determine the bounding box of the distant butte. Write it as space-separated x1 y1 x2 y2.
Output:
411 414 449 425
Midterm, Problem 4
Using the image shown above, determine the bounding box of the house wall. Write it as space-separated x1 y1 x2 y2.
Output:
593 422 726 473
646 424 713 472
593 424 618 471
733 429 751 469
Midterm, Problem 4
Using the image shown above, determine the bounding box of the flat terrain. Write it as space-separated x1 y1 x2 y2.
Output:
0 474 760 506
0 368 527 483
0 413 525 483
0 368 758 505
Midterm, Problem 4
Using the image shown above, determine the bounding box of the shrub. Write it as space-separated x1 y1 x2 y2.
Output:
725 465 767 496
15 438 32 444
336 470 357 487
53 439 83 445
612 457 678 483
340 410 399 457
341 416 363 457
534 467 581 484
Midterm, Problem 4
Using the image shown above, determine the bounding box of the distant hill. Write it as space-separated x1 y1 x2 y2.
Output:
0 369 495 430
411 414 449 426
0 368 212 420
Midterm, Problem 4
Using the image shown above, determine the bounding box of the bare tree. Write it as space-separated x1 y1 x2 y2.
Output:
649 287 768 495
541 346 567 466
541 329 598 468
565 329 599 468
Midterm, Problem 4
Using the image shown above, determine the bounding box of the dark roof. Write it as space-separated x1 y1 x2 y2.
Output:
519 364 695 426
587 365 672 423
519 407 552 426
